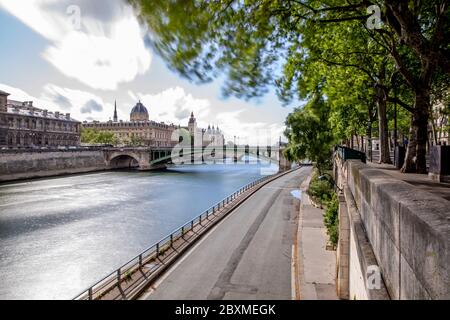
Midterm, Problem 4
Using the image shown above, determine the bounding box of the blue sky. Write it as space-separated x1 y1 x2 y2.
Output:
0 0 296 144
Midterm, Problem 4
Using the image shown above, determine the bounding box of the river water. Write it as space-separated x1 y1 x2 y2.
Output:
0 162 277 299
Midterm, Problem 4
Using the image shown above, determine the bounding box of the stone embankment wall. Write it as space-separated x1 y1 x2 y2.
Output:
0 149 108 182
335 159 450 300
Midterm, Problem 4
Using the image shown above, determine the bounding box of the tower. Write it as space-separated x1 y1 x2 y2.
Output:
188 111 197 136
113 100 118 122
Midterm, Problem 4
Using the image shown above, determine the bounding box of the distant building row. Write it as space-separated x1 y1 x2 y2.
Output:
0 90 81 148
82 101 224 147
0 89 225 149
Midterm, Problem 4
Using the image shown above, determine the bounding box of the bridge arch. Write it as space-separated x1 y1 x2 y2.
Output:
108 153 140 169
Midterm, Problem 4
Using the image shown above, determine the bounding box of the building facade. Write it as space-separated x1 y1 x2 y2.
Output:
82 101 178 147
430 101 449 146
187 112 225 147
0 90 81 148
82 102 225 148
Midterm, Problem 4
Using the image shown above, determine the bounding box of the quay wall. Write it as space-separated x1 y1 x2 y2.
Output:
335 159 450 300
0 149 108 182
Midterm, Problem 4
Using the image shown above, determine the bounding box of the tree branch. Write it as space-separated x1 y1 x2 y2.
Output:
387 96 414 113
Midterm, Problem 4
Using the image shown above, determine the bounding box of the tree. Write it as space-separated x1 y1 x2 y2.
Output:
129 0 449 172
81 128 118 145
284 94 335 174
129 135 145 147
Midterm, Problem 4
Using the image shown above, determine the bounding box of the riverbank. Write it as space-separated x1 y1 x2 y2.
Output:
0 149 108 182
0 163 277 299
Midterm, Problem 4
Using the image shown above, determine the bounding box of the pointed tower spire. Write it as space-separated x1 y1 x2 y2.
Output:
113 100 118 122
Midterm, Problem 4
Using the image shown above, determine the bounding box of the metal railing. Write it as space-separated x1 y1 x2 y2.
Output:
335 145 366 163
72 174 273 300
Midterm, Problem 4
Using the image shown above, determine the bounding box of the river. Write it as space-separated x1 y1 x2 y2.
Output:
0 161 278 299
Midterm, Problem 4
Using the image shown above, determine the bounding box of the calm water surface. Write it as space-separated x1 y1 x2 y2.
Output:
0 162 277 299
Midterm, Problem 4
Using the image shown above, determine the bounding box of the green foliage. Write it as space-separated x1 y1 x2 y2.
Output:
324 193 339 247
284 94 334 173
128 135 145 147
308 170 334 205
308 169 339 247
129 0 450 172
81 128 118 145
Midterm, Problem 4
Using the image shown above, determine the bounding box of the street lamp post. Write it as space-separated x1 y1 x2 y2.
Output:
201 129 205 163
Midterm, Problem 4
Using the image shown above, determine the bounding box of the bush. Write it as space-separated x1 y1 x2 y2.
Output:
307 168 339 247
307 171 334 205
324 193 339 247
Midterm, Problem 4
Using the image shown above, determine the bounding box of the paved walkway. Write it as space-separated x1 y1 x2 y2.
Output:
367 162 450 201
296 178 338 300
140 167 311 300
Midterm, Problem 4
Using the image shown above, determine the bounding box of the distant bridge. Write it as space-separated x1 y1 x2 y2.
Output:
104 145 292 171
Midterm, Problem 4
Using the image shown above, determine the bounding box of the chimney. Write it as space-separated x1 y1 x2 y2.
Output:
0 90 9 112
55 111 60 118
66 113 70 120
28 101 33 106
43 109 48 117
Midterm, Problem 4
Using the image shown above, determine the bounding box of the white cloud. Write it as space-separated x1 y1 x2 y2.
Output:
0 82 113 121
216 110 284 145
134 87 211 125
0 82 285 145
0 0 151 90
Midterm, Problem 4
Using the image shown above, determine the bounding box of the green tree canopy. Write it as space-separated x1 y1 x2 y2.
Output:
129 0 450 173
81 128 118 145
284 94 335 173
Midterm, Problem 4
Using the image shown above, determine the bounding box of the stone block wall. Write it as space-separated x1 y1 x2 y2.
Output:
345 160 450 299
0 150 108 182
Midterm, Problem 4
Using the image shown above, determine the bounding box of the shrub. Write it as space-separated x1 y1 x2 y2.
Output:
324 193 339 247
308 171 333 205
307 168 339 247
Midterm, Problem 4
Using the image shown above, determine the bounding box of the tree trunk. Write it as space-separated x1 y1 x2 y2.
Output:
401 90 430 173
377 93 392 164
414 91 430 173
402 115 417 172
367 121 373 162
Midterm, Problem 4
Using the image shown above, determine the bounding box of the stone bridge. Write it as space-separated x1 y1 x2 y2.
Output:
0 145 293 182
104 145 291 171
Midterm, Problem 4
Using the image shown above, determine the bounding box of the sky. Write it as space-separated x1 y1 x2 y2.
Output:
0 0 296 145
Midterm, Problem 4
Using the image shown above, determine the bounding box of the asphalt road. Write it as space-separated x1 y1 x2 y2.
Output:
141 166 311 300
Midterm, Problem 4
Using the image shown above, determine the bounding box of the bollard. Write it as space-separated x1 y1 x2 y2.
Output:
191 220 194 230
117 269 121 283
139 254 142 267
156 243 160 255
170 234 173 246
181 226 184 239
88 288 93 300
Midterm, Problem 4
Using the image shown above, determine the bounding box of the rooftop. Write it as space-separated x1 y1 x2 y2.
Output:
5 100 79 122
